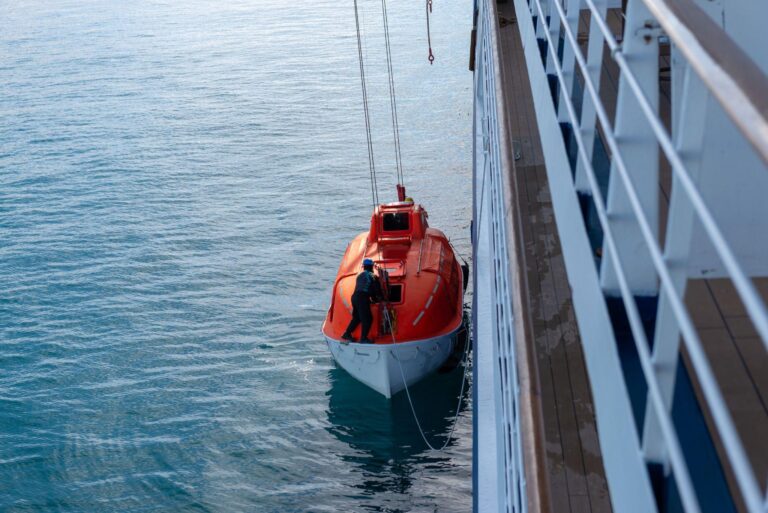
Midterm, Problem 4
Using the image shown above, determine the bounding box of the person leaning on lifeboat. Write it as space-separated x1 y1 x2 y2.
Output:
341 258 383 344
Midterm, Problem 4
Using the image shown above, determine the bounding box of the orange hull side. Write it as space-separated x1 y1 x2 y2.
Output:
322 201 464 344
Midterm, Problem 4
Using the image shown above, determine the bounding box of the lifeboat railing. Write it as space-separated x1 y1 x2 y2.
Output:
473 0 768 511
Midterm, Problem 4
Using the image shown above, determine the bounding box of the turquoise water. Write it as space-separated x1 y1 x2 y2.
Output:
1 0 473 511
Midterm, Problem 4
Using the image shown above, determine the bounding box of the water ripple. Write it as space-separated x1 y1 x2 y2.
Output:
1 0 473 511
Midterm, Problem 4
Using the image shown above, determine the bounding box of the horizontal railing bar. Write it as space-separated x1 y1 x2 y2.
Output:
481 4 529 510
482 3 552 511
642 0 768 165
531 3 702 512
581 0 768 352
550 1 765 510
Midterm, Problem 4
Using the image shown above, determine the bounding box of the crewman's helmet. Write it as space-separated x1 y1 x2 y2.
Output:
363 258 374 268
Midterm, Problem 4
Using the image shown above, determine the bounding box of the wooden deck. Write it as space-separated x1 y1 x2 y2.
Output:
497 3 614 512
684 279 768 512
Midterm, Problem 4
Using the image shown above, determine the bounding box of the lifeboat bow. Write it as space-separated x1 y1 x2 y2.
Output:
322 194 465 398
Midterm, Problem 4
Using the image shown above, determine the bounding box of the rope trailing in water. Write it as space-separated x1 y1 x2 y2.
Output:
426 0 435 64
382 306 471 451
353 0 379 208
380 0 405 188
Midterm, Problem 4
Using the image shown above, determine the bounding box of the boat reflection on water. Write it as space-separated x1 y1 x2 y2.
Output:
324 351 471 497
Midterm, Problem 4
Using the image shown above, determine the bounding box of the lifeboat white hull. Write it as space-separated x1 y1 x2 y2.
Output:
325 327 460 398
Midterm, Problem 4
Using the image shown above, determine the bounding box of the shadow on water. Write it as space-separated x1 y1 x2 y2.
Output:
324 348 471 498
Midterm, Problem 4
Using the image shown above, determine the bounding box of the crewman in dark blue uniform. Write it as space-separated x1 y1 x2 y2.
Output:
341 258 382 344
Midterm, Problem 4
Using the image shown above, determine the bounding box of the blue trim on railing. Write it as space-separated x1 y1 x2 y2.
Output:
548 74 560 111
572 72 584 123
560 122 578 175
605 291 738 513
671 361 738 513
577 192 603 269
646 361 738 513
537 38 547 67
606 296 657 433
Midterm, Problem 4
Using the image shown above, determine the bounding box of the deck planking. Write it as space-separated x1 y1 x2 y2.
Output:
497 4 614 512
684 278 768 511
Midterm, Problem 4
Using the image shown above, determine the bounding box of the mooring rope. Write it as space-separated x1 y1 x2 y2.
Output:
353 0 379 208
382 306 471 451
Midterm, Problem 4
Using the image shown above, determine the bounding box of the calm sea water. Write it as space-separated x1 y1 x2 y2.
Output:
0 0 473 511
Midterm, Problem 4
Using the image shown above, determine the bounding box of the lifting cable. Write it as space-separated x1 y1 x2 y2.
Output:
382 306 471 452
380 0 405 187
353 0 379 208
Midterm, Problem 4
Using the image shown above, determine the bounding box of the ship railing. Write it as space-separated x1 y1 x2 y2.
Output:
472 0 549 511
499 0 768 511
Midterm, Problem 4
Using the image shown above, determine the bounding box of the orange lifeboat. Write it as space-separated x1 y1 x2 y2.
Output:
322 194 465 397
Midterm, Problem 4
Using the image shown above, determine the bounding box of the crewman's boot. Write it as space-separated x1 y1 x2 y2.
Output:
359 338 373 344
341 332 356 343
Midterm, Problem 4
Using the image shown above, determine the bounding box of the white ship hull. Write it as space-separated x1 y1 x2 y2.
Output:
325 328 460 398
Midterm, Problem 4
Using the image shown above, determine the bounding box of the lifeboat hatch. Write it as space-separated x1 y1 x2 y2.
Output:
387 284 403 303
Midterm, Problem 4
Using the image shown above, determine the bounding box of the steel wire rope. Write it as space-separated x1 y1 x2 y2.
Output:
354 0 465 450
381 301 471 452
448 240 469 266
353 0 379 208
380 0 405 187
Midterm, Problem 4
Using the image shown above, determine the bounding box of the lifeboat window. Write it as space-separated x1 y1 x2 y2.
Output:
382 212 409 232
387 284 403 303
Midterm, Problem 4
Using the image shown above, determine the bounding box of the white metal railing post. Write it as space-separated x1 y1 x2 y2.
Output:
574 0 608 192
600 0 661 296
641 66 709 466
556 0 582 124
544 0 561 75
534 0 548 40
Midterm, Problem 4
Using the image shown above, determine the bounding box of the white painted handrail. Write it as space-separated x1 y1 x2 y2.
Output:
642 0 768 165
580 0 768 351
